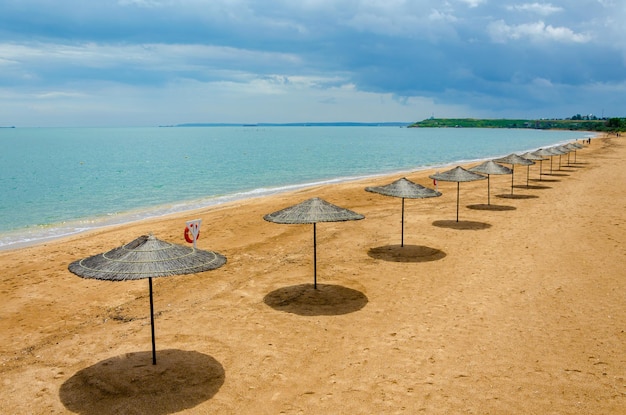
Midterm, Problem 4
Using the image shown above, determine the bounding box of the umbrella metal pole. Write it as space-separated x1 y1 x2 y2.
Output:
539 160 543 181
149 277 156 365
510 165 515 195
487 175 491 205
550 157 553 174
526 165 530 188
313 223 317 289
401 198 405 247
456 182 460 222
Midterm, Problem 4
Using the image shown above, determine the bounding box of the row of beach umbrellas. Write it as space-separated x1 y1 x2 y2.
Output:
68 140 586 364
427 141 586 220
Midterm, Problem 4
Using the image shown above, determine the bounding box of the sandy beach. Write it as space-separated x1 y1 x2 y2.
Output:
1 135 624 414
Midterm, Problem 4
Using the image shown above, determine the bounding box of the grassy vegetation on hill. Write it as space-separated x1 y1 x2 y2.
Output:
409 118 626 132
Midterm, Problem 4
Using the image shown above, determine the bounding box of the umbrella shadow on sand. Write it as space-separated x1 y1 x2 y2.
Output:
59 349 225 415
531 177 561 183
432 220 491 230
513 184 551 190
264 283 368 316
496 193 539 200
368 244 446 263
466 204 516 211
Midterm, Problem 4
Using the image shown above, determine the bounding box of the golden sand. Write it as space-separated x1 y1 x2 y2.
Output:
1 135 624 414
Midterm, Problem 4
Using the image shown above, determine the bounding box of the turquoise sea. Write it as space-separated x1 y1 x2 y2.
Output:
0 126 588 249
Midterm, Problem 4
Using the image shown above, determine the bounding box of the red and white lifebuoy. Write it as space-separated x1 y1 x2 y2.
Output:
184 227 199 243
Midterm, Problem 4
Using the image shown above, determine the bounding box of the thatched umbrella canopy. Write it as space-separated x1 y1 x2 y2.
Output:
548 146 568 171
520 151 546 161
548 146 567 157
532 148 559 176
429 166 486 222
263 197 364 289
469 160 512 205
555 144 574 167
493 153 535 195
365 177 441 247
566 142 584 163
68 234 226 364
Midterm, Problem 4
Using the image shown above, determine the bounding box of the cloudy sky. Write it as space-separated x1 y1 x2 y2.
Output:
0 0 624 127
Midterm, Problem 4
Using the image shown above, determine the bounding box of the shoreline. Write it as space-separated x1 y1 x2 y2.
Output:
0 135 590 252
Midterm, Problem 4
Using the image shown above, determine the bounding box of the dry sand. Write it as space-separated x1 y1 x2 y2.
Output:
0 135 624 414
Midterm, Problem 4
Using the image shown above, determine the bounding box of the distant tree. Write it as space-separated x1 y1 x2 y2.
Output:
606 118 622 129
606 118 625 131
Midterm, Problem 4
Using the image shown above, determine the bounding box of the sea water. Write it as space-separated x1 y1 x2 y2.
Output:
0 126 587 249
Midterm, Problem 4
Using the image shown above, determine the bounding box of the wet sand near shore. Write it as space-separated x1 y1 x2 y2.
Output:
0 135 624 414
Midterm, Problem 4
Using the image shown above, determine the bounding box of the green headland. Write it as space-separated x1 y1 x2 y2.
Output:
409 116 626 132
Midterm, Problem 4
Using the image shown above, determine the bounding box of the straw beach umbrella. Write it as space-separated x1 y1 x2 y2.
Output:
468 160 512 204
264 197 364 289
555 144 573 167
567 142 584 163
532 148 557 178
564 143 579 163
429 166 486 222
547 146 566 172
365 177 441 247
493 153 534 195
520 152 547 185
68 233 227 365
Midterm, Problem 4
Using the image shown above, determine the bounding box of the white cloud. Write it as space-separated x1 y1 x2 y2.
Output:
429 8 458 22
117 0 160 6
315 1 459 38
230 74 348 96
0 57 20 67
531 77 553 88
458 0 485 8
346 9 423 37
35 91 87 99
487 20 591 43
507 3 562 16
0 41 302 76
